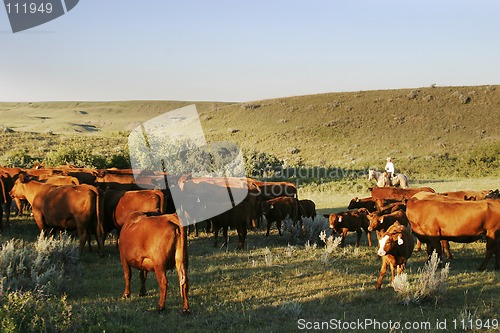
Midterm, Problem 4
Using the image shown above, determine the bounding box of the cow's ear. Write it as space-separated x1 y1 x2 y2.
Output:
19 173 26 183
397 235 404 245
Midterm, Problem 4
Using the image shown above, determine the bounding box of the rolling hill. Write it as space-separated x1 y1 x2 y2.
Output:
0 85 499 173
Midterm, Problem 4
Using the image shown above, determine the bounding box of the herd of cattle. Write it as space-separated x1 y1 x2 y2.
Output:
0 164 499 313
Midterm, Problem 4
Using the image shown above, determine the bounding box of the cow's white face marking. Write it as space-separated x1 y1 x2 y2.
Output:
397 235 403 245
338 216 342 222
377 235 389 256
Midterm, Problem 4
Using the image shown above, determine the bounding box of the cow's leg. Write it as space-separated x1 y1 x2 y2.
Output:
427 238 442 263
154 266 168 312
236 224 247 250
5 199 11 228
365 228 373 247
355 229 362 247
376 256 388 289
441 240 453 260
276 219 282 236
213 226 219 247
121 257 132 299
340 229 348 247
76 223 88 256
139 270 147 296
222 226 229 247
478 231 496 271
175 259 190 315
266 219 272 237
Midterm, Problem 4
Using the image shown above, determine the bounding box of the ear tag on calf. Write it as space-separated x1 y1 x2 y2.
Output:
270 204 274 209
397 235 404 245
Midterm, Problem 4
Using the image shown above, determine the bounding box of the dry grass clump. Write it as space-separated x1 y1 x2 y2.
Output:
393 251 450 305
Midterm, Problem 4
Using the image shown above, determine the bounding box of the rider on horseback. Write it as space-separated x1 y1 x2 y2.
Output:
385 157 395 185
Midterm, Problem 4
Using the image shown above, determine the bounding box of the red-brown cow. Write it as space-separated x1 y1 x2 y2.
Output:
371 187 435 210
9 174 104 256
253 180 298 200
347 196 377 212
113 190 166 229
406 197 500 270
440 190 490 201
329 208 372 247
375 221 414 289
119 212 189 313
261 196 299 237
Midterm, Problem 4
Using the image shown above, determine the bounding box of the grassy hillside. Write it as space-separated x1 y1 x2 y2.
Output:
1 85 499 178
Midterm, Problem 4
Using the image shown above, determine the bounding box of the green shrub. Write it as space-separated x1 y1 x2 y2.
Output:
0 288 73 333
2 150 34 168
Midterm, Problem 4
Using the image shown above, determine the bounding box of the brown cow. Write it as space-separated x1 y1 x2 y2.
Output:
261 196 299 237
329 208 372 247
371 187 435 210
253 180 298 201
348 197 377 212
299 199 316 220
119 212 189 313
9 174 104 256
211 201 250 250
440 190 490 201
375 221 414 289
113 190 166 229
41 175 80 185
406 197 500 270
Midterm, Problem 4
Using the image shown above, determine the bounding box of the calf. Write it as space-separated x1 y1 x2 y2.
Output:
368 210 409 235
261 196 299 237
119 212 190 314
211 201 250 250
329 208 372 247
375 221 414 289
299 199 316 220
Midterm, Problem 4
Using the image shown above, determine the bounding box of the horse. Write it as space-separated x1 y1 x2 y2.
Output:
368 169 409 189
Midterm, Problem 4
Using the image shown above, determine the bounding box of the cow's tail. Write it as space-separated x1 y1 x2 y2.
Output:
93 186 105 257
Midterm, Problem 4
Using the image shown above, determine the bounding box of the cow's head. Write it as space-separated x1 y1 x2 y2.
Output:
367 213 382 232
377 222 405 256
261 201 274 215
328 213 342 233
9 173 30 200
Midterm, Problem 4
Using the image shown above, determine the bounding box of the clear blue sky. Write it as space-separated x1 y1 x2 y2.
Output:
1 0 499 102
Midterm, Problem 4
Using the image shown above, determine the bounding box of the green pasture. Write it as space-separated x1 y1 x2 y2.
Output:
1 178 499 333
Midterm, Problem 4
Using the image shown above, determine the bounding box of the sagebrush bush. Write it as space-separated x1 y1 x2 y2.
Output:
281 216 334 246
0 233 80 293
393 251 450 305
